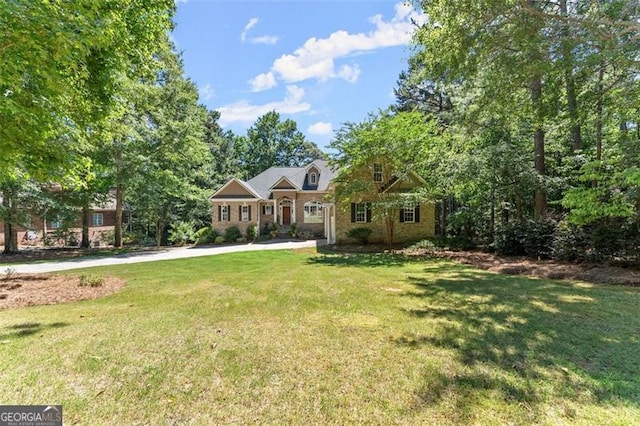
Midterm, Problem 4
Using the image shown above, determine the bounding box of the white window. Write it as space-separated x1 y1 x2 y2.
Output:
303 201 323 224
373 164 383 183
355 203 367 223
50 218 62 229
241 205 250 222
403 207 415 223
92 213 104 226
220 205 229 221
309 172 317 185
264 205 273 215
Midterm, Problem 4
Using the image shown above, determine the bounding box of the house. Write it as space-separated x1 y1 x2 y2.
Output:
210 159 436 244
0 190 129 248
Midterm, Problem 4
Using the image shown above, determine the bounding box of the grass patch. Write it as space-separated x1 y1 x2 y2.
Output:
1 250 639 424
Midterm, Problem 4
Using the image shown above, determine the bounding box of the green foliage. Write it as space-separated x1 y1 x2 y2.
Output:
78 274 104 287
214 236 225 245
245 224 257 242
224 225 242 243
346 227 373 245
494 219 557 259
168 222 195 246
288 222 299 238
407 239 439 252
194 227 218 245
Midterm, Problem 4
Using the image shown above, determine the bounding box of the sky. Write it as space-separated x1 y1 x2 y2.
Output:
171 0 425 151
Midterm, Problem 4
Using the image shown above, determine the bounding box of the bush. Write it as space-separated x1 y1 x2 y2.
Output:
494 218 556 259
245 224 257 241
552 221 589 262
168 221 195 246
408 239 439 253
194 227 218 245
346 227 373 245
224 225 242 242
289 222 299 238
79 274 104 287
214 236 225 244
430 235 476 251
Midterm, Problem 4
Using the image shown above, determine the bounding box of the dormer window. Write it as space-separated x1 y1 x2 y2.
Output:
309 172 317 185
373 163 383 183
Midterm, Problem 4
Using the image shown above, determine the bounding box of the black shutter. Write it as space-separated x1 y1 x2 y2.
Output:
415 205 420 223
350 203 356 223
262 205 265 215
366 203 372 223
249 206 252 221
218 206 221 222
238 205 242 221
399 208 405 223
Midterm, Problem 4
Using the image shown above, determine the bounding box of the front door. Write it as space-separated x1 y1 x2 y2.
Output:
282 206 291 225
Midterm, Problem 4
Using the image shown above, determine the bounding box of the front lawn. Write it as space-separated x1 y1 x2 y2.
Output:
1 249 638 424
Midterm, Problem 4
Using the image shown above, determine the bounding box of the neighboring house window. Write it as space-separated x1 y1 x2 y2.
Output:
240 205 251 222
400 205 420 223
304 201 323 223
350 202 371 223
309 172 317 185
373 164 383 183
263 205 273 215
50 217 62 229
220 205 229 222
92 213 104 226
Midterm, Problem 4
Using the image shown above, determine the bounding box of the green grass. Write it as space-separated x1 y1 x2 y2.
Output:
1 249 639 425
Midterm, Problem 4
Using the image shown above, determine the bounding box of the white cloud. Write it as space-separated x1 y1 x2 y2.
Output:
308 122 333 136
240 17 259 42
217 85 311 127
251 35 280 45
240 17 279 45
249 72 277 92
199 84 215 101
262 2 425 84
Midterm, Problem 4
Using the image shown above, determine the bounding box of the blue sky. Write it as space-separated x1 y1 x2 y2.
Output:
171 1 425 151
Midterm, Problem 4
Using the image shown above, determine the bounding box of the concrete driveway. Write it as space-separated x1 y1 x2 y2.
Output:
0 239 324 274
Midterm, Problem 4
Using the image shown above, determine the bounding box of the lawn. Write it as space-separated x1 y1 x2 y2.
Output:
1 248 639 425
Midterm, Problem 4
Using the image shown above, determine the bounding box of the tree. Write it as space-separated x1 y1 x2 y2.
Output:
243 111 325 177
330 110 442 245
1 0 175 253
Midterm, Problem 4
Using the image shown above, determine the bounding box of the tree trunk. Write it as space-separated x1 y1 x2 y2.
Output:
560 0 582 152
81 204 91 248
114 183 124 248
155 219 163 247
2 188 18 254
384 215 395 247
531 76 547 218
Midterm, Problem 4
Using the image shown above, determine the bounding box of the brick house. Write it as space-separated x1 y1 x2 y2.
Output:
0 190 128 248
210 159 436 244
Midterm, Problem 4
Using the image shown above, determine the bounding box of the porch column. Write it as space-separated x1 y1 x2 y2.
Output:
273 199 278 225
292 198 296 224
256 201 261 233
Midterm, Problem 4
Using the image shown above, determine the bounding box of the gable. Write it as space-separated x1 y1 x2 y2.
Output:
270 176 300 191
211 179 260 199
381 171 426 193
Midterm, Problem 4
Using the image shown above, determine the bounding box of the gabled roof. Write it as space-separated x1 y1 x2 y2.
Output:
269 176 301 191
245 159 336 199
381 171 427 194
209 178 262 200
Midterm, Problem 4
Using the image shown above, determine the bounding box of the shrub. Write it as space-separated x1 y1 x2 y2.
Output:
245 224 257 241
289 222 299 238
494 218 557 258
224 225 242 243
79 274 104 287
346 227 373 245
552 221 589 262
194 227 218 245
168 221 195 246
408 239 439 253
214 236 225 244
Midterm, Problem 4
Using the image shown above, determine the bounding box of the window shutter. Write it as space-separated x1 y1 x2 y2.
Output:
399 208 405 223
218 206 221 222
350 203 356 223
415 205 420 223
366 203 372 223
238 205 242 221
262 205 265 215
249 206 252 221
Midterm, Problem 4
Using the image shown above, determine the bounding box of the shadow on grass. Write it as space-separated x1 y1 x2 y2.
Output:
393 263 640 415
306 248 421 268
0 321 70 340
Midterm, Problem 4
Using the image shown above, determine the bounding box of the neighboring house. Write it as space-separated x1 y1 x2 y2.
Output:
0 190 129 248
210 159 436 244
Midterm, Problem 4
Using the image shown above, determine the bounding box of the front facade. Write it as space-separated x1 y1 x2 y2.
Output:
210 160 335 239
210 159 436 245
